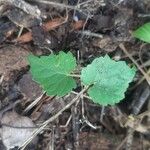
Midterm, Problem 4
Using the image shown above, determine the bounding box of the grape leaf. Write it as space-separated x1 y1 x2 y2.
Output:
133 22 150 43
81 55 136 106
28 51 77 96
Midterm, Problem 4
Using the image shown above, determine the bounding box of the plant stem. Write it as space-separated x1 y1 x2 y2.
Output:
69 74 81 78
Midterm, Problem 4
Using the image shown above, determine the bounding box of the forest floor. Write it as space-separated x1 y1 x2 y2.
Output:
0 0 150 150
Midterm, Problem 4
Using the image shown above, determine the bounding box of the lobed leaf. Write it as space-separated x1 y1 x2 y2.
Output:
81 55 136 106
28 51 77 96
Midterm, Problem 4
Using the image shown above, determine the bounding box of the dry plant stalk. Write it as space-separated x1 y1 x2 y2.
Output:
119 43 150 85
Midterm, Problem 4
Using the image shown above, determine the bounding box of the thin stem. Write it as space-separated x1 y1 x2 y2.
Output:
119 44 150 85
69 74 81 78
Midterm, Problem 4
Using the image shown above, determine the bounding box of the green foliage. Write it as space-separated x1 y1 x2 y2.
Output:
28 52 136 106
81 55 136 106
28 51 77 96
133 22 150 43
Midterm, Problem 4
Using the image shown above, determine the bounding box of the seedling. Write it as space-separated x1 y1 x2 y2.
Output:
133 22 150 43
28 52 136 106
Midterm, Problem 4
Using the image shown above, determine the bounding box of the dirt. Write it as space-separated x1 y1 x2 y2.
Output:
18 72 42 101
0 45 29 111
0 0 150 150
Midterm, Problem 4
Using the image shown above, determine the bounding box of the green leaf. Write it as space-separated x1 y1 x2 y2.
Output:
28 51 77 96
133 22 150 43
81 55 136 106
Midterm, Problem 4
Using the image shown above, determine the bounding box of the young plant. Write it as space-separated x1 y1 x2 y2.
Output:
28 52 136 106
133 22 150 43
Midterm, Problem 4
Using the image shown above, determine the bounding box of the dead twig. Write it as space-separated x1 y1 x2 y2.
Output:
125 128 134 150
116 136 128 150
78 30 103 38
0 75 4 84
32 0 79 10
31 0 94 11
23 92 46 114
119 43 150 85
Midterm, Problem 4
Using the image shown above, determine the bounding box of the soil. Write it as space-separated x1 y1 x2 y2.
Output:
0 0 150 150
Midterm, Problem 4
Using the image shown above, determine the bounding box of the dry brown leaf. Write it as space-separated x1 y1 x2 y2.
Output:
16 18 85 43
72 20 85 30
16 17 66 43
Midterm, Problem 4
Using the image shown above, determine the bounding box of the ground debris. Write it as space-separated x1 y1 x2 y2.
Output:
0 0 150 149
0 20 16 44
18 72 42 102
0 45 30 110
6 7 41 28
0 0 41 19
0 45 29 83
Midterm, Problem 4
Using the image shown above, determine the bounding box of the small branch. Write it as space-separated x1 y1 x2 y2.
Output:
23 92 46 114
20 86 89 150
30 0 94 11
0 75 4 84
137 110 150 119
119 44 150 85
71 91 92 100
78 30 103 38
125 128 134 150
32 0 78 10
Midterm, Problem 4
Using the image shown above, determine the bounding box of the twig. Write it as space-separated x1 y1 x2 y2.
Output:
31 0 94 11
78 30 103 38
23 92 46 114
1 123 38 129
20 86 89 150
119 43 150 85
0 75 4 84
137 110 150 119
73 0 81 20
48 127 55 150
60 115 72 128
116 136 128 150
82 116 98 129
72 104 80 149
116 110 150 149
125 128 134 150
100 106 105 121
32 0 80 10
17 26 24 38
71 91 92 100
136 69 150 86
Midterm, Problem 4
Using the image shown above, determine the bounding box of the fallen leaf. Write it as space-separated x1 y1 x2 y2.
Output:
1 111 38 149
16 18 85 43
16 17 66 43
